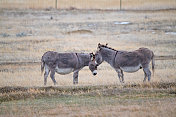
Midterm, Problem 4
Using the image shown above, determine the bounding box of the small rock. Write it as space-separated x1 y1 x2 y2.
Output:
16 32 27 37
1 33 10 37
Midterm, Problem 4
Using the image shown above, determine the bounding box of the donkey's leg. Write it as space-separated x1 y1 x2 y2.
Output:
143 69 147 82
50 70 57 85
143 67 151 81
116 69 123 83
121 70 125 83
73 71 79 84
44 65 50 85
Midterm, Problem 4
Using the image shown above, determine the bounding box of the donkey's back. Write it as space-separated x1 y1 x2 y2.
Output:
115 48 154 68
41 51 78 69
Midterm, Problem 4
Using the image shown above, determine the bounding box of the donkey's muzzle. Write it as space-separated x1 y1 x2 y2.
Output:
93 70 97 76
93 73 97 75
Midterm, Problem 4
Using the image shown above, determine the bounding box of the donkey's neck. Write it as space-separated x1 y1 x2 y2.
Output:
78 53 90 67
101 48 116 67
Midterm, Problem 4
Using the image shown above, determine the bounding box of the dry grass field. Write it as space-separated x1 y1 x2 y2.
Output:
0 0 176 10
0 83 176 116
0 9 176 116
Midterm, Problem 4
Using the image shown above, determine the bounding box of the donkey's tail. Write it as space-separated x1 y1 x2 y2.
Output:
41 58 45 76
152 52 155 77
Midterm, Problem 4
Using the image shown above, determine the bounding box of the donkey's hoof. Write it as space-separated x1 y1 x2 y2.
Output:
120 80 125 83
73 82 78 85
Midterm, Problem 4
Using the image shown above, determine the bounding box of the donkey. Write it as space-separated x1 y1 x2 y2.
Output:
94 43 155 83
41 51 97 85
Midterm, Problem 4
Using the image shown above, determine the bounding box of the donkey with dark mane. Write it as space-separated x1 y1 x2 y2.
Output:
41 51 97 85
94 43 155 83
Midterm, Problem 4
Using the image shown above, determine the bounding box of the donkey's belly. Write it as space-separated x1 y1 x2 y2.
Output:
55 67 74 75
120 65 141 73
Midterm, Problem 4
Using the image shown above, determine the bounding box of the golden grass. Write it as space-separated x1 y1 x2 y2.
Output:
42 100 176 117
0 9 176 86
0 0 175 10
56 0 120 9
0 64 175 87
1 99 175 117
122 0 176 10
0 82 175 102
0 82 176 117
0 9 176 116
0 0 55 9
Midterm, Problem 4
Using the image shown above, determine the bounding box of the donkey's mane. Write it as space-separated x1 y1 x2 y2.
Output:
99 44 117 51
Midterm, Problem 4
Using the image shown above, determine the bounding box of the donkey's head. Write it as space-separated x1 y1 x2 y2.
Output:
89 53 98 76
94 43 108 66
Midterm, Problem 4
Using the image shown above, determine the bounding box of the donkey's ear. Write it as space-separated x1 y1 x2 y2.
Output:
98 43 101 47
90 53 94 61
90 52 93 56
97 46 102 51
98 43 102 51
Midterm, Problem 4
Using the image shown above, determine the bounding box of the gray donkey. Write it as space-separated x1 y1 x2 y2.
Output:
41 51 97 85
94 43 155 83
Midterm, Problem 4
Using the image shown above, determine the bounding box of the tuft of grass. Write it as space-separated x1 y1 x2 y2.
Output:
123 82 176 89
1 89 176 117
0 82 176 103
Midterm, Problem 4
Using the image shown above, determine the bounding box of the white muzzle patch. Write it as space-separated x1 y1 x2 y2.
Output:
92 70 97 75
